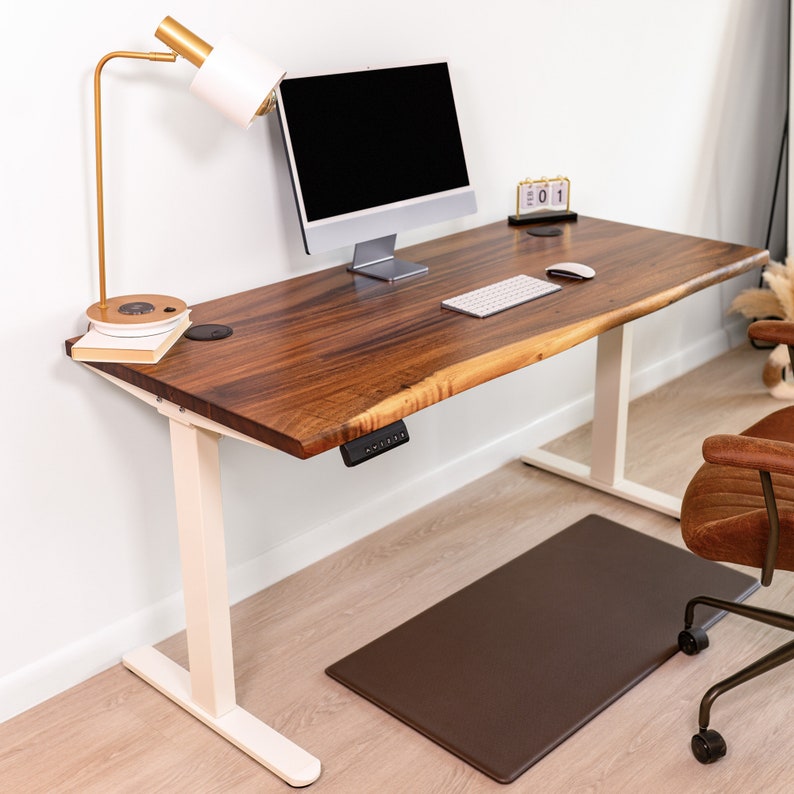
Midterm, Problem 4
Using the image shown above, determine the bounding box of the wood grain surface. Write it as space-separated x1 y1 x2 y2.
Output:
66 217 767 457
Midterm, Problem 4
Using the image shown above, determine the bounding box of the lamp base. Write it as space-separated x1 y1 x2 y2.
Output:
86 294 189 338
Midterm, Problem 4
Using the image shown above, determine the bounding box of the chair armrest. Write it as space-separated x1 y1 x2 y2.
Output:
749 320 794 347
703 433 794 477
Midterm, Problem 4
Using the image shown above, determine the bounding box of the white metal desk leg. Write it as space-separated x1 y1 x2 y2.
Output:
168 418 236 714
521 322 680 516
123 417 321 787
589 323 681 514
590 323 632 485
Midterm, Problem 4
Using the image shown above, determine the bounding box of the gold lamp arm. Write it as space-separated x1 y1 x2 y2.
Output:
93 50 176 309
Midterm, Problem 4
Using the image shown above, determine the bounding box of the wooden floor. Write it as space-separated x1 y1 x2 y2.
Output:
4 342 794 793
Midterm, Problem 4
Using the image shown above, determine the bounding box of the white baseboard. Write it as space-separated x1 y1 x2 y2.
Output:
0 323 737 724
0 593 186 724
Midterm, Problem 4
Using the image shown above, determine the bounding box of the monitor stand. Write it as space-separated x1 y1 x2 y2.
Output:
347 234 428 282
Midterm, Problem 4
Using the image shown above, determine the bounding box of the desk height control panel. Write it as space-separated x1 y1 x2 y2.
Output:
340 420 410 467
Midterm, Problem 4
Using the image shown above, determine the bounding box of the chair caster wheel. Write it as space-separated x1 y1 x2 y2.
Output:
678 626 709 655
691 729 727 764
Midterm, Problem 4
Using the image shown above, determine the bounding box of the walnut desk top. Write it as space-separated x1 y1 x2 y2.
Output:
66 216 767 460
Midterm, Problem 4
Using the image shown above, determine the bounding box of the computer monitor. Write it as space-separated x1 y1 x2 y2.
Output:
276 61 477 281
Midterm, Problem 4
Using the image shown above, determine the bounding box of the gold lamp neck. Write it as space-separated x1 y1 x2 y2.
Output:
155 16 213 68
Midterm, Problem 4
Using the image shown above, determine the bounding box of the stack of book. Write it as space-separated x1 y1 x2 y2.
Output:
70 312 191 364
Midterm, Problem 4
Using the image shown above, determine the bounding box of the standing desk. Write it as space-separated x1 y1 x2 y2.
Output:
66 216 766 786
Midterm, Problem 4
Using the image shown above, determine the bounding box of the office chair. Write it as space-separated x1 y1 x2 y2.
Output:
678 319 794 764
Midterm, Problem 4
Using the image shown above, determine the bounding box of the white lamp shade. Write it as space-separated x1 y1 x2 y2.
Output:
189 34 285 128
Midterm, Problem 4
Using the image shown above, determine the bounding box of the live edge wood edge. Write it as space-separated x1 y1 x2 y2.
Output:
65 217 767 460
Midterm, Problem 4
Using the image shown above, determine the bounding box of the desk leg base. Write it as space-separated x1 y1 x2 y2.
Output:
123 646 321 787
521 448 681 518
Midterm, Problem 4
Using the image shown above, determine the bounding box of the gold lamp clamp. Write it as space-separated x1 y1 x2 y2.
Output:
86 17 285 337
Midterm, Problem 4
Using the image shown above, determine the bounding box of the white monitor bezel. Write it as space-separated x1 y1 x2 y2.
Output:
275 59 477 257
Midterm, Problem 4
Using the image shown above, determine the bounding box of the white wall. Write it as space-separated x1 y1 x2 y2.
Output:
0 1 787 721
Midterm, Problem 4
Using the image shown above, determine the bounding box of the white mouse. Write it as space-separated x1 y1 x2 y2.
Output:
545 262 596 279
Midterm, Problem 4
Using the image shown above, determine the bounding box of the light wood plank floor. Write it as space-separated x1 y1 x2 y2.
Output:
4 342 794 793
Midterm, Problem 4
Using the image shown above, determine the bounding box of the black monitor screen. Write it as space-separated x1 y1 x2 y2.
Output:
278 62 471 222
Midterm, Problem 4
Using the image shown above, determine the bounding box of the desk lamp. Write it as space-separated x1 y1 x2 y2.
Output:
86 16 285 337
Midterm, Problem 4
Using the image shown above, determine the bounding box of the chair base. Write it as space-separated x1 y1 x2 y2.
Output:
679 594 794 763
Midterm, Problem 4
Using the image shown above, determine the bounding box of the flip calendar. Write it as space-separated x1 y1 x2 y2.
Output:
508 175 577 226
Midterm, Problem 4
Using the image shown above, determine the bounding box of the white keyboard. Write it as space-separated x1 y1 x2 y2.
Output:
441 274 562 318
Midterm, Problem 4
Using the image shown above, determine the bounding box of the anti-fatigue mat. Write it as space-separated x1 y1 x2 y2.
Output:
326 514 759 782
